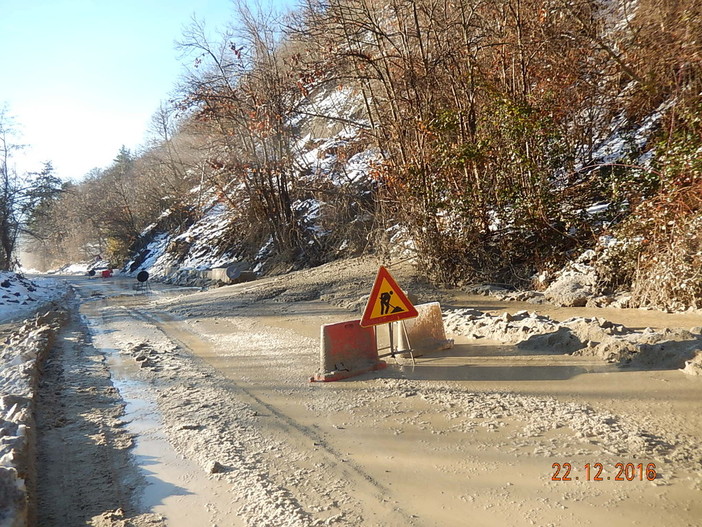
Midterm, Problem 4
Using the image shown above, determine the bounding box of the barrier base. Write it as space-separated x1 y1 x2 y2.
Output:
310 361 387 382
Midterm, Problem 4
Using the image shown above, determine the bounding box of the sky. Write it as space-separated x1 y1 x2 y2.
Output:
0 0 292 181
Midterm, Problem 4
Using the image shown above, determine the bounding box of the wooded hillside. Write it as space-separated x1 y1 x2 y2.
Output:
20 0 702 309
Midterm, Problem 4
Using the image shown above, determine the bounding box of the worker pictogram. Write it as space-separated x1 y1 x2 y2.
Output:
360 266 418 327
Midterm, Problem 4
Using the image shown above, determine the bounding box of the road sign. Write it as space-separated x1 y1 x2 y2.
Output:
360 266 419 327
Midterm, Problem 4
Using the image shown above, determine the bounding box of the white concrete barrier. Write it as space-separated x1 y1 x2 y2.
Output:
206 268 256 284
397 302 453 357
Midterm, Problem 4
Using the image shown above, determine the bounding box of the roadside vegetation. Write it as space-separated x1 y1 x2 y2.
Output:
5 0 700 309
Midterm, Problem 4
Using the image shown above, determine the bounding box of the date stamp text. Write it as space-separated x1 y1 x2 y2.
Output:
551 462 657 481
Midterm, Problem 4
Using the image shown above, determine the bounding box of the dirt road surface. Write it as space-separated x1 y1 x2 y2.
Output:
35 258 702 526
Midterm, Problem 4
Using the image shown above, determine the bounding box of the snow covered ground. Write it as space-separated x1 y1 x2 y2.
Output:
0 272 65 324
0 273 67 526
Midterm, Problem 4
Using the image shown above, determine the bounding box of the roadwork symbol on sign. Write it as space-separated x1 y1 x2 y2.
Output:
360 266 419 327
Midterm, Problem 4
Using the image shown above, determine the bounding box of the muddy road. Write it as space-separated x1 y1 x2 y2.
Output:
35 260 702 526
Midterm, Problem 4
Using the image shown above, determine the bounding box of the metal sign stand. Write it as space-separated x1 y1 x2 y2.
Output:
135 281 152 294
399 320 416 366
135 270 152 294
377 321 416 366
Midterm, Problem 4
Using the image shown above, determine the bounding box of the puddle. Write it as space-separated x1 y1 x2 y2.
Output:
82 307 235 526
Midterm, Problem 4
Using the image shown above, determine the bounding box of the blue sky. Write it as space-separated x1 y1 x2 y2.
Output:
1 0 292 181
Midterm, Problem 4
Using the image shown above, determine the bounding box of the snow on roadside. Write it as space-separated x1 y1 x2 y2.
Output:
51 262 89 275
124 203 238 282
0 273 66 324
48 258 111 276
0 274 67 525
0 310 66 527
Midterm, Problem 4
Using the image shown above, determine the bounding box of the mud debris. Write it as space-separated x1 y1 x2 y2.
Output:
444 308 702 370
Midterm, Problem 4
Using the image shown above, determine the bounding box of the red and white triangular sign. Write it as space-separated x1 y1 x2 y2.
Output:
360 266 418 327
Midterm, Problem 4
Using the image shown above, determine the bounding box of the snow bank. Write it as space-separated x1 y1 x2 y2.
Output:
444 308 559 344
0 311 65 527
49 258 111 276
0 274 66 525
0 273 66 324
52 262 89 275
542 250 599 307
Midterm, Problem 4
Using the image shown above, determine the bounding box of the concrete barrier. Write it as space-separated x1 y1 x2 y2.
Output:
397 302 453 357
311 319 386 382
208 267 229 282
207 268 256 284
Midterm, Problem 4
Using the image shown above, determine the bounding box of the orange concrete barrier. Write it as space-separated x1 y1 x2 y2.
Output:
397 302 453 357
311 319 386 382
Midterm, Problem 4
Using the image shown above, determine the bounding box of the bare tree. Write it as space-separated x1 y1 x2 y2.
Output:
176 5 304 256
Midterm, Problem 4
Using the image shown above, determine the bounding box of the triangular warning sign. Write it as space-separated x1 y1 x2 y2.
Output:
360 266 419 327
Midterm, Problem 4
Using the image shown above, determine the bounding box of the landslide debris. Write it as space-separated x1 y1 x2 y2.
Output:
444 309 702 372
